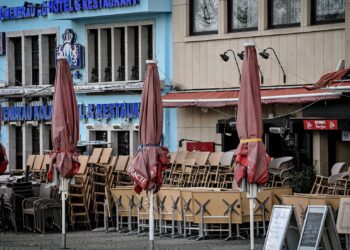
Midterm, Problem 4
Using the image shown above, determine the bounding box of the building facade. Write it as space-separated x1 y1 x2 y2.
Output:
0 0 175 170
166 0 350 175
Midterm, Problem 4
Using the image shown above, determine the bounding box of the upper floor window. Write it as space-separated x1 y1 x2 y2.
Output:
87 23 153 84
312 0 345 24
228 0 258 32
12 37 22 86
7 31 57 86
190 0 219 35
269 0 301 28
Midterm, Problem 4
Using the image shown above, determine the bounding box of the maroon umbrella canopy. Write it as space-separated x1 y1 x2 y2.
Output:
49 58 80 179
234 45 269 187
128 62 169 194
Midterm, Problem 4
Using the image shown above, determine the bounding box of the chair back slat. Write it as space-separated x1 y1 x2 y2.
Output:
32 155 44 171
174 151 186 165
77 155 90 175
220 151 235 166
41 155 51 171
88 148 103 164
208 152 223 166
26 155 36 170
114 155 129 171
170 152 176 164
186 151 198 160
99 148 113 164
195 152 210 165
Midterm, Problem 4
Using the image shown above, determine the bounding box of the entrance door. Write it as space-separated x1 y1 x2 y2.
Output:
118 131 130 155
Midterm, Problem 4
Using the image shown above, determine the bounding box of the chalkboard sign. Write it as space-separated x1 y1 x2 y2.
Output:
264 205 300 250
299 212 323 247
298 205 341 250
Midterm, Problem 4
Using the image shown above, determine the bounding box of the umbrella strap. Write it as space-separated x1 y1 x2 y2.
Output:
240 138 262 143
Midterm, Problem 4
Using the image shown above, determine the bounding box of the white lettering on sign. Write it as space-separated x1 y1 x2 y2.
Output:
127 167 146 185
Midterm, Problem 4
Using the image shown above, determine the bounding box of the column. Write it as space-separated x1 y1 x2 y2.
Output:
258 0 268 31
301 0 311 27
345 0 350 66
312 131 329 175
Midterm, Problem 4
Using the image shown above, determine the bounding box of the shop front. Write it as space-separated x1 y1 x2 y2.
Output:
0 0 173 170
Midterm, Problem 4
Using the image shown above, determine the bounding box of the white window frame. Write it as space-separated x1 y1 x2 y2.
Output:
86 20 155 85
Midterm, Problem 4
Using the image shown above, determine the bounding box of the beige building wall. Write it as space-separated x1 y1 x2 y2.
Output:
173 0 339 150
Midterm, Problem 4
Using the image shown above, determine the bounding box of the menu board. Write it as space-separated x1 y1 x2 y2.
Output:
299 212 323 247
264 205 299 250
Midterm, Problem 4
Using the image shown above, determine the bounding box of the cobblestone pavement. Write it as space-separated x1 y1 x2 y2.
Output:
0 231 264 250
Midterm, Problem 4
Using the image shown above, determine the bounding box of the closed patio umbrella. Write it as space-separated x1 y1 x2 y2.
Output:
234 42 269 250
49 57 80 249
128 60 169 250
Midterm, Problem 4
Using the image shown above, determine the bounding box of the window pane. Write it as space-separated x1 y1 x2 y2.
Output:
313 0 344 23
192 0 219 34
114 27 126 82
117 131 130 155
13 37 22 86
16 127 23 169
127 26 139 81
230 0 258 31
101 28 112 82
88 29 99 83
271 0 300 27
32 126 40 154
48 34 56 85
32 36 39 85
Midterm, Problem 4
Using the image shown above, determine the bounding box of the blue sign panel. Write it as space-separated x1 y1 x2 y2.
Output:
56 29 84 69
0 0 140 21
2 102 140 122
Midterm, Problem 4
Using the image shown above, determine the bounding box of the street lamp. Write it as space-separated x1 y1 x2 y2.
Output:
237 51 264 84
259 47 286 84
220 49 241 80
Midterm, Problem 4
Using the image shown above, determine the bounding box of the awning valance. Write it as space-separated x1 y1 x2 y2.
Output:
162 86 341 108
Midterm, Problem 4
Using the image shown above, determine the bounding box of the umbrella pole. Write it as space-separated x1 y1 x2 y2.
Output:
62 190 67 249
248 183 257 250
149 189 154 250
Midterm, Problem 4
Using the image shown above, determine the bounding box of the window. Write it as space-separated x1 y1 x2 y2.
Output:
12 37 22 86
190 0 219 35
118 131 130 155
228 0 258 32
48 34 56 85
32 126 40 154
312 0 345 24
269 0 300 28
87 23 154 83
31 36 39 85
15 127 23 170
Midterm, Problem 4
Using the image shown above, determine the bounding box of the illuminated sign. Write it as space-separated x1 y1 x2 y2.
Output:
2 102 140 122
56 29 84 69
0 0 140 21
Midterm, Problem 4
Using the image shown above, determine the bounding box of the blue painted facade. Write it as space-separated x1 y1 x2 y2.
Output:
0 0 177 161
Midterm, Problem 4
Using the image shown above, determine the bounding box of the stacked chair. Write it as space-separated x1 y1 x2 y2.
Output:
267 156 294 187
311 162 349 194
110 155 130 187
68 155 91 229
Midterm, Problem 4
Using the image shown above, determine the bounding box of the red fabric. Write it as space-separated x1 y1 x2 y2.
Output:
0 143 8 175
304 68 350 90
48 58 80 180
234 46 269 187
128 63 170 193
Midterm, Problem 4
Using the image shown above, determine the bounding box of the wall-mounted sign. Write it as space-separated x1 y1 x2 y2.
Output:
56 29 84 69
303 120 338 130
0 0 140 21
2 102 140 122
0 32 5 55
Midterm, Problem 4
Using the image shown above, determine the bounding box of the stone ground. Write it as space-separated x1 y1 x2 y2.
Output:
0 231 264 250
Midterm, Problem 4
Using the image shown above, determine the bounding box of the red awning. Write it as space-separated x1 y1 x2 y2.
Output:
162 86 341 108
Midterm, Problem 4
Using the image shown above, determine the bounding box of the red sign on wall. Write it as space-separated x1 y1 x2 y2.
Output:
303 120 338 130
187 142 215 152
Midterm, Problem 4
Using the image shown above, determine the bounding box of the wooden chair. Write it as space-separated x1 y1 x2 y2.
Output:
110 155 130 187
192 152 223 187
206 151 235 188
311 162 348 194
30 155 44 180
178 159 197 187
168 151 187 185
88 148 103 166
92 148 113 168
162 152 177 185
33 155 50 181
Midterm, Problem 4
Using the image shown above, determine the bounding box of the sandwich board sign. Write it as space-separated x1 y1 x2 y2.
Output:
264 205 300 250
298 205 341 250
